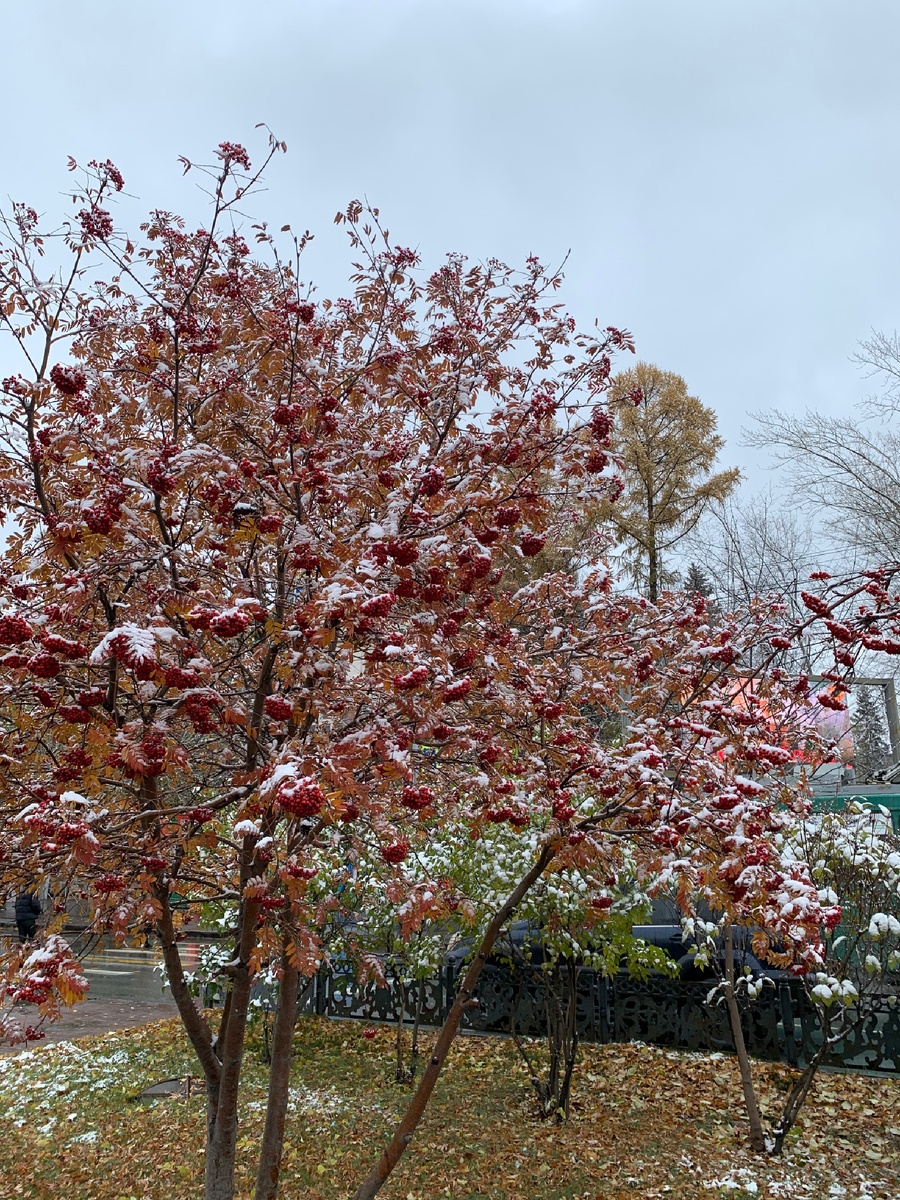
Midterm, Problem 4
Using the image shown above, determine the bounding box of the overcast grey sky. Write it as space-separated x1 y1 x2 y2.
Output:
4 0 899 487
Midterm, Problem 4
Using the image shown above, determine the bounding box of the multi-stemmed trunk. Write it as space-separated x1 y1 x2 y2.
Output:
509 958 580 1120
158 889 264 1200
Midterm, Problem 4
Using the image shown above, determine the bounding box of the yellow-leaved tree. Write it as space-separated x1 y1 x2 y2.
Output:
601 363 740 600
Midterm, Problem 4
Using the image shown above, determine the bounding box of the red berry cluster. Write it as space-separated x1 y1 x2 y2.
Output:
552 793 576 822
140 855 168 871
23 812 56 836
823 905 842 931
277 777 325 818
78 207 114 241
13 983 51 1005
453 648 477 672
291 545 320 572
88 158 125 191
520 534 546 557
108 632 155 680
401 785 435 810
164 666 202 689
479 744 502 765
381 839 409 865
209 610 250 638
58 704 92 724
94 874 126 894
475 527 500 546
496 505 521 527
360 592 397 618
2 653 31 668
55 821 89 844
800 591 831 617
136 733 167 778
63 748 93 770
386 540 419 566
183 692 219 733
0 614 33 644
84 491 123 534
420 467 444 496
28 652 61 679
216 142 252 171
284 861 318 880
393 666 428 691
50 363 88 396
264 694 293 721
40 633 87 659
585 451 609 473
443 678 471 702
272 402 304 426
589 408 612 442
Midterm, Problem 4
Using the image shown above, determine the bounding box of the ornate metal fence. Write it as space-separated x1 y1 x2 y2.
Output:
295 963 900 1075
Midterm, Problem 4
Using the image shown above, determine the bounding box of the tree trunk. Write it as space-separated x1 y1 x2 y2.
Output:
722 925 767 1153
770 1005 854 1155
647 523 659 603
254 953 300 1200
770 1048 823 1156
557 963 579 1120
349 841 557 1200
205 897 259 1200
155 890 221 1093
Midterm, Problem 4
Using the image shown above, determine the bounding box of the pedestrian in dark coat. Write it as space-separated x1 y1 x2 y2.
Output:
15 891 41 943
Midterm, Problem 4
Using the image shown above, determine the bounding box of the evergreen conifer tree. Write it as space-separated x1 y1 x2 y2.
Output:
685 562 714 598
852 686 890 782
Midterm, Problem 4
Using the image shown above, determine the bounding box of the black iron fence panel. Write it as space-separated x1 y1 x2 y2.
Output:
290 964 899 1075
793 988 900 1073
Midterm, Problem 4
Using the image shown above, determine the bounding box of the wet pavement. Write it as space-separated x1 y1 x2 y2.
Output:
1 936 209 1053
0 997 178 1052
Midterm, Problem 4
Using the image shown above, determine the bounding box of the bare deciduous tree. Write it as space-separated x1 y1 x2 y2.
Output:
747 333 900 561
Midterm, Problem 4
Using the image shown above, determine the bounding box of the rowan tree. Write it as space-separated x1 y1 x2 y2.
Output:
600 362 740 600
0 137 635 1200
351 582 883 1199
668 570 900 1156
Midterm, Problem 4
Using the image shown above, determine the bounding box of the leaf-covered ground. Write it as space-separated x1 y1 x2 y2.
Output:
0 1015 897 1199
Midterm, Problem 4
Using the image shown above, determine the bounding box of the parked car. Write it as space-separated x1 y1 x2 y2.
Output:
445 918 790 982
